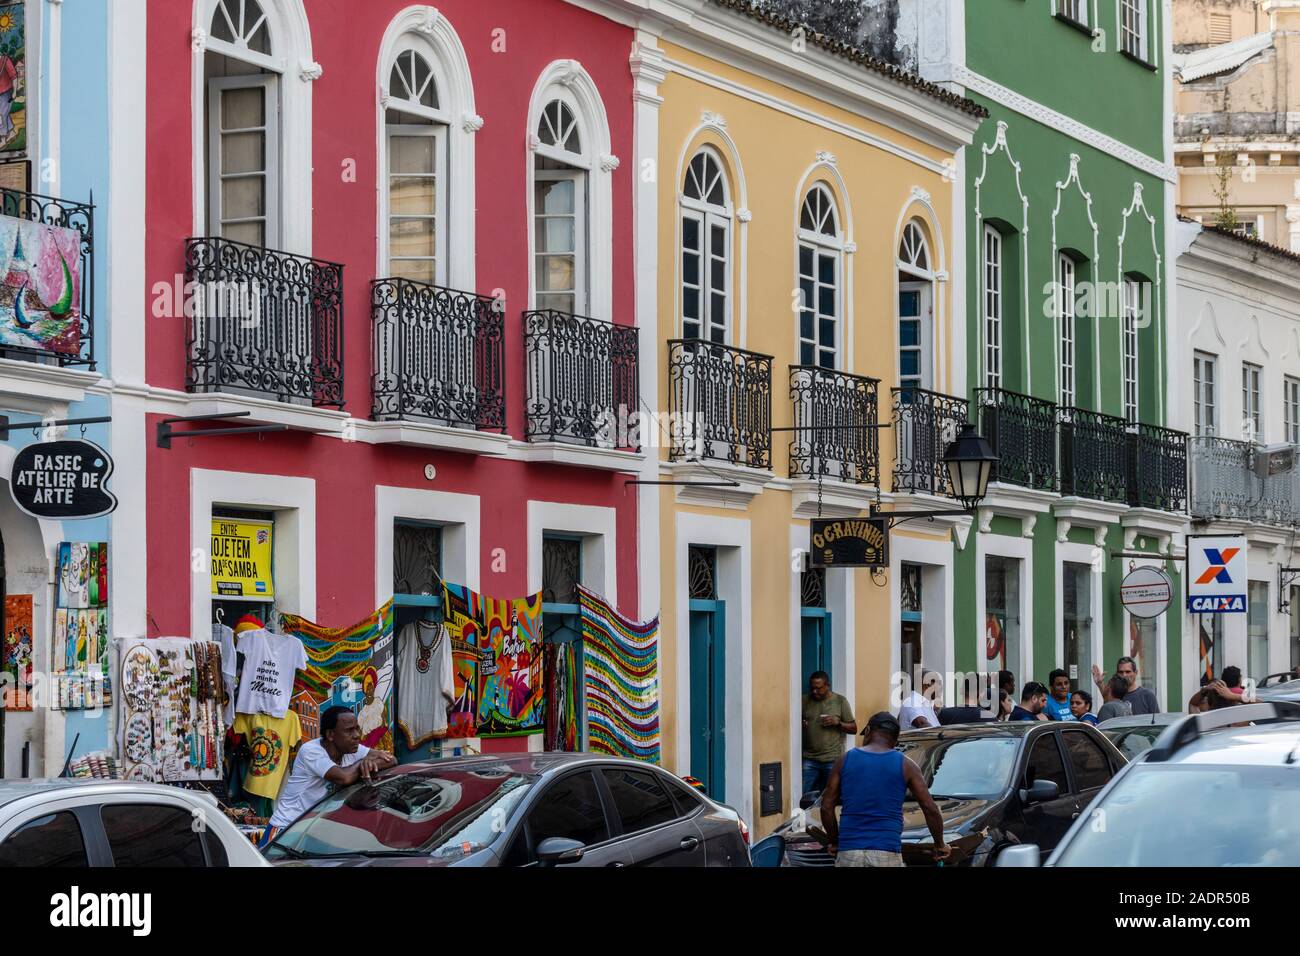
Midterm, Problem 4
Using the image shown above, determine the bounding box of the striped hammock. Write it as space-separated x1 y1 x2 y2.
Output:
577 585 660 763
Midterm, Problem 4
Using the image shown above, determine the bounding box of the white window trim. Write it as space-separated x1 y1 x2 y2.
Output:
1243 361 1263 442
385 122 446 286
1285 376 1300 446
374 485 480 607
680 147 732 343
534 166 587 314
207 73 280 248
1122 277 1139 423
1194 350 1218 437
898 280 932 391
1055 543 1104 705
1120 0 1148 61
796 184 845 370
974 533 1034 700
526 60 614 319
375 7 479 292
526 500 617 607
1059 254 1077 409
193 0 316 253
984 224 1002 391
1124 555 1167 712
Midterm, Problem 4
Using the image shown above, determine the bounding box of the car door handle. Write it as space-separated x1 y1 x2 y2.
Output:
607 861 626 867
680 836 701 851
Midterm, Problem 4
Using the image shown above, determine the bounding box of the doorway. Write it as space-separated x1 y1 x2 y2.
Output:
688 545 725 801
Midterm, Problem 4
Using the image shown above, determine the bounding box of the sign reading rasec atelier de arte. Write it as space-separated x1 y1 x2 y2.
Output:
809 517 889 568
9 439 117 519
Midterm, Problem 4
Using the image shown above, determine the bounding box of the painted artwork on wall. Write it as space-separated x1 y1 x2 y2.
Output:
0 216 83 355
2 593 33 711
0 3 24 156
476 593 544 737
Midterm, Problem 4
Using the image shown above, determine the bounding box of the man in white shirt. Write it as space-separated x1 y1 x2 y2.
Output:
898 671 942 729
260 706 396 847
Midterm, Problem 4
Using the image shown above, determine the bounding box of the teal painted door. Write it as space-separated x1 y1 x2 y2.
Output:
800 611 833 689
689 601 726 802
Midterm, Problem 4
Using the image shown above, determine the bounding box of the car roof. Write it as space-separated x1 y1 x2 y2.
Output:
1098 713 1182 729
898 722 1054 740
1146 720 1300 767
0 778 219 808
379 752 675 779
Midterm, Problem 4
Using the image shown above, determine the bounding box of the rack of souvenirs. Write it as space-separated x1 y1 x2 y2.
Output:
52 542 111 711
66 751 121 780
114 637 225 782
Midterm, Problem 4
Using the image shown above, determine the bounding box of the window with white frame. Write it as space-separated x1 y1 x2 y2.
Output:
534 99 587 314
1057 0 1087 25
1193 351 1217 437
797 184 842 369
898 220 932 391
1243 362 1263 442
205 0 279 247
1121 0 1148 60
1122 277 1140 423
681 149 730 343
1286 376 1300 446
1059 254 1077 409
983 224 1002 390
384 46 447 285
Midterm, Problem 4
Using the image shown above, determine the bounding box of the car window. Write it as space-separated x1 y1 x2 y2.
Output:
204 829 229 867
0 811 88 867
101 804 207 867
526 771 609 848
1111 727 1162 761
1024 734 1069 793
896 736 1020 799
667 780 706 816
1062 731 1111 790
602 768 679 833
499 831 533 867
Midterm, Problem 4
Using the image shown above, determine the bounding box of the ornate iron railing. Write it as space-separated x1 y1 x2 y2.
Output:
976 387 1058 492
1189 437 1300 525
891 386 968 496
524 310 639 449
668 339 772 469
1127 423 1189 513
0 189 95 368
371 279 505 430
1059 407 1128 503
185 237 343 407
788 365 879 485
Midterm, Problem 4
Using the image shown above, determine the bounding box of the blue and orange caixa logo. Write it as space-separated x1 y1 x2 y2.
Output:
1187 545 1246 613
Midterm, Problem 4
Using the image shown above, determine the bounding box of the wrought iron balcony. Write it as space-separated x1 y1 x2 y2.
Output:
1127 423 1189 513
891 386 969 496
0 189 95 369
976 387 1058 492
668 339 772 469
371 279 505 430
185 237 343 407
1059 407 1128 503
788 365 879 485
524 310 639 449
1189 436 1300 525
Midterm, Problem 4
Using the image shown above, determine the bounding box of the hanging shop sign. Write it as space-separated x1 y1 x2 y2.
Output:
809 517 889 568
1120 566 1172 620
9 439 116 519
210 518 274 601
1186 534 1247 613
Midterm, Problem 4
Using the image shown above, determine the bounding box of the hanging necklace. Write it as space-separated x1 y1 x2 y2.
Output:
414 621 441 674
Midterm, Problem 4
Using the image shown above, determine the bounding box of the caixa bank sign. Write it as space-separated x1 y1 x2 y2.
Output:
1186 535 1247 613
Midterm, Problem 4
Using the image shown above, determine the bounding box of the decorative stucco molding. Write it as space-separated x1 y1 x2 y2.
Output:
300 61 324 82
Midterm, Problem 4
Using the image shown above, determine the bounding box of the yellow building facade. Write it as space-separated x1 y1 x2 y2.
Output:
625 2 986 835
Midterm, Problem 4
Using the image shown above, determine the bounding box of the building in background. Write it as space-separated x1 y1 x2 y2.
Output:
1173 218 1300 688
1174 0 1300 248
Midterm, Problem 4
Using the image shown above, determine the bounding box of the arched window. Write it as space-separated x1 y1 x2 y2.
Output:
798 184 842 369
383 42 447 284
899 220 929 273
898 218 934 391
534 98 586 313
680 148 731 343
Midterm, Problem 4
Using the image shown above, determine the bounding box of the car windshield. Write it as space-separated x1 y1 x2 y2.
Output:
896 735 1020 799
1055 764 1300 866
264 768 535 860
1106 726 1164 761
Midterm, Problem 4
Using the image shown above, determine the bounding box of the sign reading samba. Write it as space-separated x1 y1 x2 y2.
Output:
809 517 889 569
210 518 274 601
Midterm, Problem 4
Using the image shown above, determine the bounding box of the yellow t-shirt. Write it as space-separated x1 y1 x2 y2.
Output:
233 711 303 800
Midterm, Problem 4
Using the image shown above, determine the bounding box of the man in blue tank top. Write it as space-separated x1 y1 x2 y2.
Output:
820 712 950 867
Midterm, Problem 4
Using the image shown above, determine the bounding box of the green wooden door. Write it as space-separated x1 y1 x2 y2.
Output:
689 600 726 801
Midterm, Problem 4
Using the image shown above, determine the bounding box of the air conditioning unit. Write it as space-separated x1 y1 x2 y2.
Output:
1253 443 1296 478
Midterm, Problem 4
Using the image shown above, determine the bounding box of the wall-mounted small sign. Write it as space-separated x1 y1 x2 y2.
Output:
1120 566 1172 620
9 439 117 519
809 517 889 569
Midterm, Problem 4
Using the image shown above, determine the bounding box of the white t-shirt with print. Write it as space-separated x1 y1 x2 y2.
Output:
268 737 371 828
235 629 308 719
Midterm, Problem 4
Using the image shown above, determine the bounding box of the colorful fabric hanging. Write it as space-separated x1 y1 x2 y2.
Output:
578 585 660 763
280 600 395 754
544 640 580 752
477 593 544 736
442 583 482 739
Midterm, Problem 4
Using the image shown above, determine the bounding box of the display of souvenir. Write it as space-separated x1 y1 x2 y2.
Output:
121 645 156 711
124 711 152 762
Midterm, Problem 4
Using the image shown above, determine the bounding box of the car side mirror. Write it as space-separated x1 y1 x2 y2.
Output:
536 837 586 866
995 844 1042 868
1018 779 1059 804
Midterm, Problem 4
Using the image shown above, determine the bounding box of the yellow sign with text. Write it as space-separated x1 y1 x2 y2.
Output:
210 519 274 601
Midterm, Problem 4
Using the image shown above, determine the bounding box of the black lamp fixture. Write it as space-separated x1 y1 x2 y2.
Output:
870 422 998 530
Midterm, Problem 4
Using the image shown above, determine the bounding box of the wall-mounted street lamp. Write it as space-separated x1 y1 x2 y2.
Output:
870 422 998 530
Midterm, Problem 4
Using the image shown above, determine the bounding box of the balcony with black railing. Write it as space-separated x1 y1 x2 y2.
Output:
668 339 772 469
524 310 639 449
1127 423 1189 513
976 387 1058 492
371 279 505 430
1189 436 1300 526
788 366 879 485
891 386 969 496
1059 407 1129 503
185 237 343 407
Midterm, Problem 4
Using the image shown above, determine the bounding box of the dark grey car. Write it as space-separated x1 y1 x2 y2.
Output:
264 752 751 867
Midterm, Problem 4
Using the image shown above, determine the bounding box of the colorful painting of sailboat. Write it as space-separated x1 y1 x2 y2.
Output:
0 214 81 355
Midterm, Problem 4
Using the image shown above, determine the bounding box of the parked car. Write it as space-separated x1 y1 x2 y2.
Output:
776 721 1126 866
1098 712 1182 761
264 752 751 867
1255 672 1300 703
0 779 269 867
998 701 1300 867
